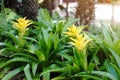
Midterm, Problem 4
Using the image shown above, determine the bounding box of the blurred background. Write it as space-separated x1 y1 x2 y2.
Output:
1 0 120 27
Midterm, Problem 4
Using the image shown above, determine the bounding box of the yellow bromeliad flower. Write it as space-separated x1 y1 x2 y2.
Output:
64 25 83 36
13 17 33 46
13 17 32 33
70 34 91 50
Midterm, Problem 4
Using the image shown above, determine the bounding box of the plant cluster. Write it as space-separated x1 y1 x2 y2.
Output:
0 8 120 80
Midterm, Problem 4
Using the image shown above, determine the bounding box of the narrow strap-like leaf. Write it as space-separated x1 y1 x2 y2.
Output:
0 57 31 68
91 71 117 80
2 66 24 80
24 64 32 80
32 62 38 76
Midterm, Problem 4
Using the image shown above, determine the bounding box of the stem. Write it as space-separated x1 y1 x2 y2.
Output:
66 0 69 20
18 32 25 47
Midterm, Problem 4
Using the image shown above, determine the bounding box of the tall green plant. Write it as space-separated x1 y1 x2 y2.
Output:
87 23 120 80
1 8 119 80
0 8 78 80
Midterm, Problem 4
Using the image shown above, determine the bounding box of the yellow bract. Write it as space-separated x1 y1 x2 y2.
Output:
64 24 91 50
70 34 91 50
13 17 32 33
64 25 83 36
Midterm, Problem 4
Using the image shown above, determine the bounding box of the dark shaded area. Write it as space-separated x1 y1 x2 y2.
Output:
22 0 39 21
40 0 55 16
0 0 55 21
0 0 38 21
3 0 22 13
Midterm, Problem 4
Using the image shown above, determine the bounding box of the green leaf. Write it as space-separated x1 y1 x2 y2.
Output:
88 63 95 72
58 52 73 61
89 47 100 64
111 63 120 78
32 62 38 76
6 32 19 45
24 64 32 80
113 40 120 56
26 44 38 54
2 66 24 80
41 27 49 47
56 21 64 35
63 18 79 32
35 51 45 61
104 60 119 79
0 66 11 78
57 21 63 31
46 33 52 51
0 48 7 55
37 9 52 30
23 37 38 43
108 48 120 68
38 9 52 25
10 53 38 62
102 24 113 47
0 57 31 68
52 33 59 49
74 74 102 80
51 76 65 80
32 74 40 80
36 19 52 31
91 71 117 80
49 64 61 69
0 42 17 50
40 67 66 77
43 67 50 80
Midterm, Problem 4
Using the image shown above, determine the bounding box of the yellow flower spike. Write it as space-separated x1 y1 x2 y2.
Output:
13 17 33 33
70 34 91 50
13 17 33 46
64 25 83 36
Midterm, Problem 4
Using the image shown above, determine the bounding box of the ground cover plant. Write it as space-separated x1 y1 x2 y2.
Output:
0 8 120 80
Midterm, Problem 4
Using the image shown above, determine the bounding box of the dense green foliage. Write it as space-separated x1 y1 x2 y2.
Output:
0 8 120 80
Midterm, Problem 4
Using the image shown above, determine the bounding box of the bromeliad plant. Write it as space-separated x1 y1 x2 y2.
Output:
64 25 91 71
0 17 34 80
51 25 107 80
50 24 119 80
86 23 120 80
1 8 120 80
13 17 33 46
0 9 78 80
0 18 54 80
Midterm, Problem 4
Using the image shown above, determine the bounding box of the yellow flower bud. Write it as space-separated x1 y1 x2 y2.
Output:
64 25 83 37
13 17 32 33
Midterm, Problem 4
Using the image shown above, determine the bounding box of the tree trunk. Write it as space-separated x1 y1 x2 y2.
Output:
76 0 95 28
40 0 55 16
22 0 39 21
